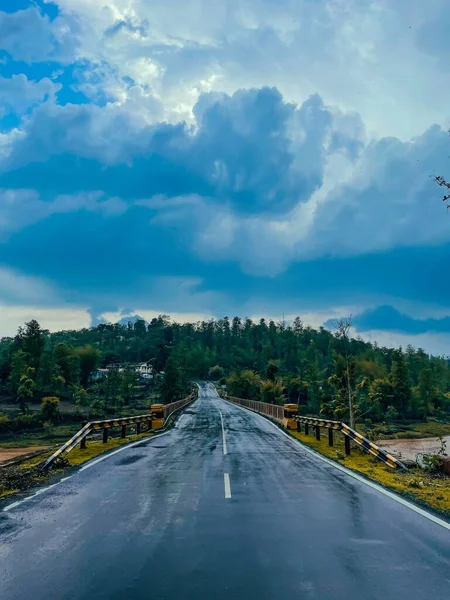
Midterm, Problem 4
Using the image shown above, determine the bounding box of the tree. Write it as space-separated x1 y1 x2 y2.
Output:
260 379 285 405
435 176 450 207
226 370 262 400
265 360 280 382
17 367 36 413
103 367 123 410
54 343 80 386
367 378 393 420
10 349 28 396
390 350 411 416
16 320 46 370
41 396 60 423
208 365 225 381
73 386 89 407
385 405 399 424
332 318 356 428
121 366 139 403
417 367 436 420
161 356 183 404
75 345 101 386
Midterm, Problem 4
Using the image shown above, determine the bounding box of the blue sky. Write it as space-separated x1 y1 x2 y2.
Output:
0 0 450 354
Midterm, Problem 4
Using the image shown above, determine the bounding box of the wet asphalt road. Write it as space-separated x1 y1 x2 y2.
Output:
1 383 450 600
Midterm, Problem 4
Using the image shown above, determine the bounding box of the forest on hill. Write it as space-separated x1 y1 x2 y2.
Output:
0 316 449 433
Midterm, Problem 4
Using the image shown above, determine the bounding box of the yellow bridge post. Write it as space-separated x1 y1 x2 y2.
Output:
283 404 298 430
151 404 165 430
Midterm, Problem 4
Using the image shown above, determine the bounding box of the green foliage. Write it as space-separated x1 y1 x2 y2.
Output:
17 367 36 413
0 315 449 426
391 350 411 415
265 360 280 382
260 379 285 405
385 405 399 423
226 370 262 400
208 365 225 381
75 344 101 387
41 396 61 423
161 355 188 404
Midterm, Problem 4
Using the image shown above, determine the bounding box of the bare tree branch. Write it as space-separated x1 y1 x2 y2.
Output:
333 316 355 429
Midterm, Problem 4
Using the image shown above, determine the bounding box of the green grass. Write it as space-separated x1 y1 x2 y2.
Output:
0 423 81 448
369 421 450 440
0 430 155 499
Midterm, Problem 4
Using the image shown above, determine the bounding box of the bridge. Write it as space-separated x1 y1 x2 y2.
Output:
1 383 449 599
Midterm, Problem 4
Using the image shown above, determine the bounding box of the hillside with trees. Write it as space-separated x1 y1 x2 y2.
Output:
0 316 449 439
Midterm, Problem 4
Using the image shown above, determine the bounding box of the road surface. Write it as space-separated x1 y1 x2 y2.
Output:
1 383 449 599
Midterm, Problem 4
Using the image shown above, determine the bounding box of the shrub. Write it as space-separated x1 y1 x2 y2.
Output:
0 414 9 432
41 396 61 423
208 365 225 381
13 413 42 430
385 405 399 424
43 420 54 436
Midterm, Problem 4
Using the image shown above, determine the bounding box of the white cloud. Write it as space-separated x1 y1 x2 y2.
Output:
0 305 90 337
0 266 58 304
186 122 450 275
358 329 450 357
43 0 450 138
0 74 61 117
0 7 77 63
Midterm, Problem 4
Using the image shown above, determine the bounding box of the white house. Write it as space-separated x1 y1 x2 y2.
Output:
135 362 154 375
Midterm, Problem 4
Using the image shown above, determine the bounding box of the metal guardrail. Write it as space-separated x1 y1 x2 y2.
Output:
224 395 407 470
295 416 408 470
226 396 284 421
42 393 196 470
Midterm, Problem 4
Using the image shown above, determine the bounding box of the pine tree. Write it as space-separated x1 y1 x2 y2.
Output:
390 350 411 416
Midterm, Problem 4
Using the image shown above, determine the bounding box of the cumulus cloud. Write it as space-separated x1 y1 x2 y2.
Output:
1 1 450 352
0 7 77 63
0 87 361 215
0 74 60 117
17 0 448 139
0 83 449 280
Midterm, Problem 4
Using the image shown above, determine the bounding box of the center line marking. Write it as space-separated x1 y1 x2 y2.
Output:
224 473 232 499
218 409 227 455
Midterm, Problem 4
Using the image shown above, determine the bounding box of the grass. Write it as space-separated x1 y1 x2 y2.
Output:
66 432 154 466
0 423 82 448
0 430 155 499
290 428 450 517
373 421 450 440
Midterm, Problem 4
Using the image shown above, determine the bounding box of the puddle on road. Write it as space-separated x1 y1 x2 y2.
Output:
117 454 147 466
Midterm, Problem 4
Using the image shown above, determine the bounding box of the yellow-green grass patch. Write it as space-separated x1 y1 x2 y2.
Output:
290 429 450 516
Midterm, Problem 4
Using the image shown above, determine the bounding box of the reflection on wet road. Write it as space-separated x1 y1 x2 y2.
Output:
1 383 449 599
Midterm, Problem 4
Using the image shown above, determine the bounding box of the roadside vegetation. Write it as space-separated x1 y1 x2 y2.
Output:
289 429 450 517
1 315 449 475
0 428 156 500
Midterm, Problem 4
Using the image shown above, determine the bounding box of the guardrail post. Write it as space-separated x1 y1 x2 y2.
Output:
121 425 127 438
328 428 333 446
136 422 141 435
305 423 309 435
315 425 321 441
103 428 109 444
147 419 152 431
80 421 87 448
344 435 351 455
296 419 301 432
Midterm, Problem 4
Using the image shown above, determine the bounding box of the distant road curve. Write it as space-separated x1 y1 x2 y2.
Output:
1 382 449 600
